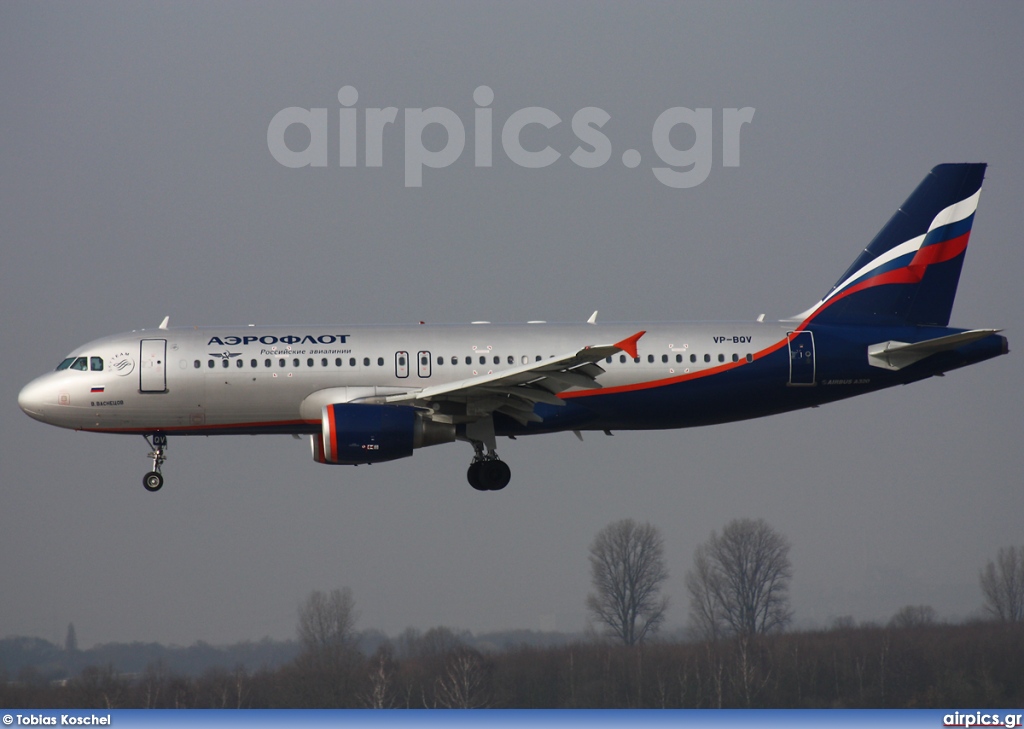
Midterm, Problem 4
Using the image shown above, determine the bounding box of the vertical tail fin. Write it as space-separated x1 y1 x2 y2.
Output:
797 163 986 327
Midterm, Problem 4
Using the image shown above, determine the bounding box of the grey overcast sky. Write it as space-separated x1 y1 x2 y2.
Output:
2 2 1022 648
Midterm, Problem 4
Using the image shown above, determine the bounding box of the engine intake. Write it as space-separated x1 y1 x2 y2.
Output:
312 403 455 465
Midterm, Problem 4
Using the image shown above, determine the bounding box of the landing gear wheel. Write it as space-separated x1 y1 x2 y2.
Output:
467 459 511 491
480 459 511 491
467 462 486 491
143 471 164 492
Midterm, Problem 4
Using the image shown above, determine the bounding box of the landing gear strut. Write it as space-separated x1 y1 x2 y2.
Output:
466 440 511 492
143 434 167 492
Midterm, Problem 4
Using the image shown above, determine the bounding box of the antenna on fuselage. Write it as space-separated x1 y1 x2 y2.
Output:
587 311 598 324
158 316 170 330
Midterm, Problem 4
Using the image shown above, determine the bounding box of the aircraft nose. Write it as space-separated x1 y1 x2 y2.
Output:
18 377 51 421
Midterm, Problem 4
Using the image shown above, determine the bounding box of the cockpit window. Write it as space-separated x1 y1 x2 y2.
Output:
56 358 75 371
70 357 88 371
90 357 103 371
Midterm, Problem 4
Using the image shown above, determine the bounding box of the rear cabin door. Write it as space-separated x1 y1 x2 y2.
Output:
787 331 816 386
139 339 167 392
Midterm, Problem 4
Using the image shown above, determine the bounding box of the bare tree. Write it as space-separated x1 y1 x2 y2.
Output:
686 518 792 639
586 518 670 645
980 545 1024 622
888 604 937 629
296 587 361 706
297 587 360 659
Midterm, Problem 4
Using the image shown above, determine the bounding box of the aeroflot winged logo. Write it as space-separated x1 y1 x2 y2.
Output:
207 334 350 346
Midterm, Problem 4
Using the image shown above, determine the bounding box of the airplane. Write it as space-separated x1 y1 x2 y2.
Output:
18 163 1009 493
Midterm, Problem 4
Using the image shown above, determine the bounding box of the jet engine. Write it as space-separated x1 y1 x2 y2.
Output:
311 403 455 465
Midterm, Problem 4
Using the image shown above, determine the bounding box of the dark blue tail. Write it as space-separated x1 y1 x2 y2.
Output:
798 163 986 327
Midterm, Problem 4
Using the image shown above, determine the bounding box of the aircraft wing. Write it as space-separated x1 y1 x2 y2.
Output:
384 331 645 425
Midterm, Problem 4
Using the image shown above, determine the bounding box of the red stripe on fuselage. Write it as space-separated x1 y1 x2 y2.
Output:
560 336 791 400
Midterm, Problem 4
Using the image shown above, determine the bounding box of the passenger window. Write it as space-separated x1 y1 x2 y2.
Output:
478 356 484 365
718 354 725 363
236 359 243 368
363 357 370 366
279 358 286 367
349 358 356 367
732 353 739 362
536 356 542 362
452 356 459 365
71 357 88 371
746 353 753 362
703 354 710 363
208 360 215 369
619 355 626 363
293 358 300 367
90 357 103 371
321 358 328 367
437 356 444 366
223 359 229 368
377 357 384 366
194 360 201 369
648 355 655 363
690 354 697 363
507 356 514 365
265 358 271 367
466 356 472 365
335 358 342 366
307 358 314 367
661 354 668 364
676 354 683 363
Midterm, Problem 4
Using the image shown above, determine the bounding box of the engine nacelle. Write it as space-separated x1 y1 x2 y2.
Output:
311 403 455 465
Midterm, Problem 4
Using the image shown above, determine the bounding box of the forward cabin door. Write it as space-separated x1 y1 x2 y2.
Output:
139 339 168 393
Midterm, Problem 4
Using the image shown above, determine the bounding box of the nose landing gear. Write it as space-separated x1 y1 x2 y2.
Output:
142 434 167 492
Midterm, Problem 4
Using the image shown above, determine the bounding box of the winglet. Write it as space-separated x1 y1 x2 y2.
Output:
613 330 645 359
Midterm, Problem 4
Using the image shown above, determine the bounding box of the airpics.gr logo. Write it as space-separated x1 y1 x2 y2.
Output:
268 86 754 189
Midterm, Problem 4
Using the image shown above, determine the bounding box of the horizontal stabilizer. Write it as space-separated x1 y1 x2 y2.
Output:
867 329 1000 371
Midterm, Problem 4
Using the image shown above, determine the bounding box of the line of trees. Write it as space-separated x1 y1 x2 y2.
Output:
4 620 1022 707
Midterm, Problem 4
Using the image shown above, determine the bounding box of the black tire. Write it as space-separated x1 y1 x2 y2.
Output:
479 460 511 491
467 462 486 491
143 471 164 492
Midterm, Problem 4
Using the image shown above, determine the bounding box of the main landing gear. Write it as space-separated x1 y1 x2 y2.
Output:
142 434 167 492
466 440 512 492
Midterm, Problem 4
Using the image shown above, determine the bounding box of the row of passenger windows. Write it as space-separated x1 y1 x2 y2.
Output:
194 352 754 370
609 353 754 364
